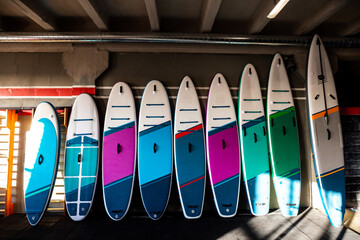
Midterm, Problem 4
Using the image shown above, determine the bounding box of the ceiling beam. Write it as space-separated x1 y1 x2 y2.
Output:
295 0 348 35
77 0 108 31
7 0 55 31
200 0 222 32
339 18 360 36
144 0 160 31
248 0 278 34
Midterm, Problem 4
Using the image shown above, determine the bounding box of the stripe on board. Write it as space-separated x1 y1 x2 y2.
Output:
316 166 345 179
312 106 339 120
175 123 203 139
179 176 205 189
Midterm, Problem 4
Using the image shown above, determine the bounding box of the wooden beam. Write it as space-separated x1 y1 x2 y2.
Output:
77 0 108 31
295 0 348 35
144 0 160 31
8 0 55 31
200 0 222 32
248 0 277 34
339 18 360 36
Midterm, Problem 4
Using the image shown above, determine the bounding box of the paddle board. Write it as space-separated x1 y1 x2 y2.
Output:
174 76 206 219
24 102 60 226
64 93 100 221
102 82 136 221
138 80 172 220
307 34 345 227
206 73 240 218
239 64 270 216
267 53 301 217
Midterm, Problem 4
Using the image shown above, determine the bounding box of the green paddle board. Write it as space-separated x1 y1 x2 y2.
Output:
267 53 301 217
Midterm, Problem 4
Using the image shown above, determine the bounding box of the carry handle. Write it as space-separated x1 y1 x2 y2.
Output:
154 143 157 153
38 154 44 165
283 126 286 136
78 153 82 163
254 133 257 143
188 143 192 153
117 144 121 154
222 139 226 149
327 129 331 140
263 126 266 136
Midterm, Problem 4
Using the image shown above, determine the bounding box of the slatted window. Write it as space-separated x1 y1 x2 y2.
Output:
0 112 20 215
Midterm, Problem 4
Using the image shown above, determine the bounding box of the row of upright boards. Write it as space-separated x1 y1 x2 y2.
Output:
23 34 345 228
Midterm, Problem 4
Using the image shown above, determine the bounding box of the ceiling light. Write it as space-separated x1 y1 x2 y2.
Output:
267 0 290 19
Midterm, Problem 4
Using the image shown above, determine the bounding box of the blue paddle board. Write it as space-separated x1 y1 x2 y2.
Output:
138 80 173 220
174 76 206 219
24 101 60 226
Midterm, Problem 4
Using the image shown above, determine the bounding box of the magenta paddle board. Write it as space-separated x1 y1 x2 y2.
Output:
206 73 241 218
102 82 137 220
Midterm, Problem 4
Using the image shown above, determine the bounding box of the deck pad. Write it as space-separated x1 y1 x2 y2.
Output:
206 73 240 218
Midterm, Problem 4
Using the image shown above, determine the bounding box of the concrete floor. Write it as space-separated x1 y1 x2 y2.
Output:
0 208 358 240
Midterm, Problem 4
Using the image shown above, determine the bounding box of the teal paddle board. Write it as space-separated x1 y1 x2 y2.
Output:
64 93 100 221
239 64 270 216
